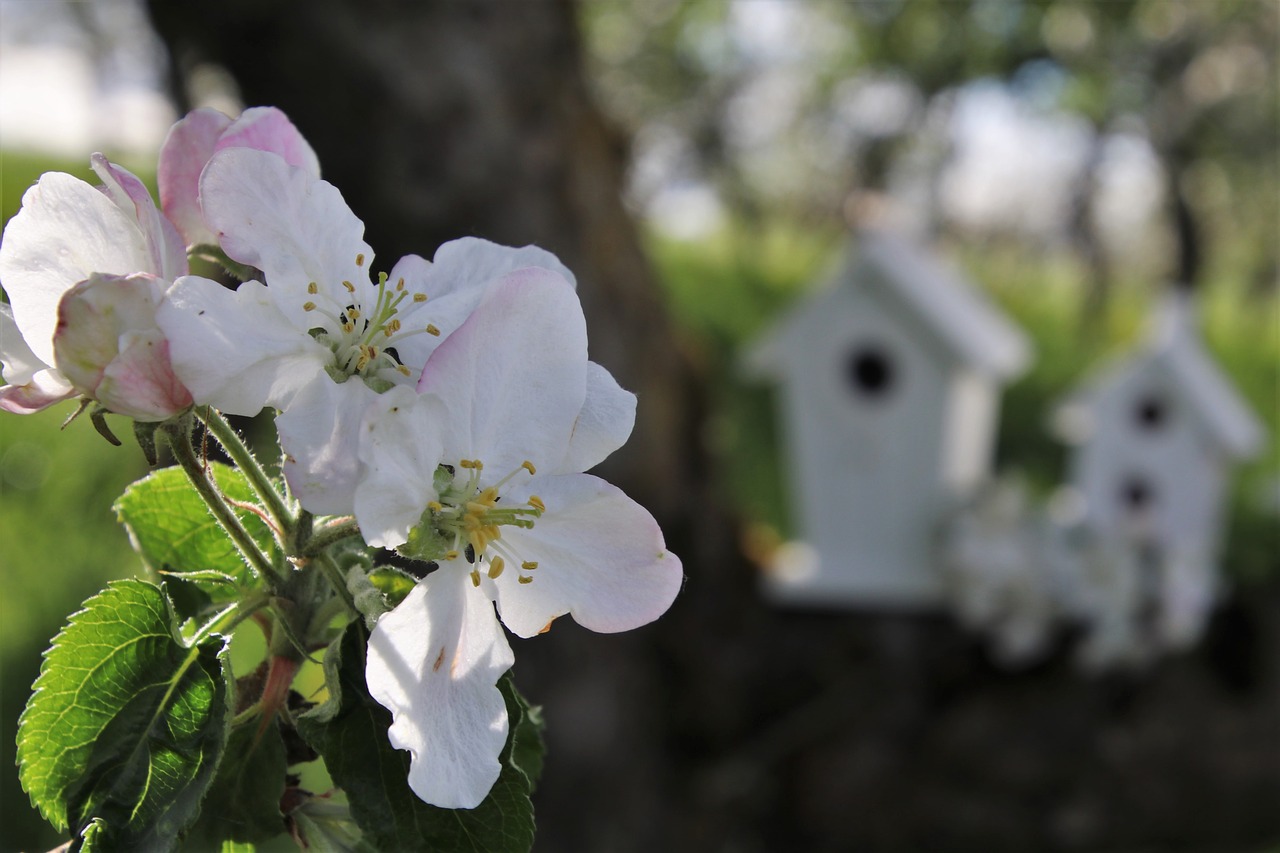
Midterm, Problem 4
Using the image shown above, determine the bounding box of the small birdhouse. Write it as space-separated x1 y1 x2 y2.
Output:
1051 292 1264 560
744 228 1031 608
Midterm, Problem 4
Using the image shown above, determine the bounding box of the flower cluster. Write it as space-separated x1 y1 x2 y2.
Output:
1 107 682 811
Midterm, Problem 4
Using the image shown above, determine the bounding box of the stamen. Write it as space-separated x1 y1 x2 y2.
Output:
356 253 366 266
488 557 505 579
413 293 427 302
521 561 538 570
444 550 459 561
397 365 413 377
303 302 316 311
426 324 441 336
397 278 406 291
342 280 356 293
518 576 534 585
427 501 443 512
528 495 546 512
470 570 482 587
307 282 319 294
522 460 537 475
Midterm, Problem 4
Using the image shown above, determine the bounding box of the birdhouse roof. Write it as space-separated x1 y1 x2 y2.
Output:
743 228 1031 381
1052 293 1265 459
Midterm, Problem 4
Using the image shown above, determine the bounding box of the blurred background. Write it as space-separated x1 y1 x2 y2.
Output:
1 0 1277 850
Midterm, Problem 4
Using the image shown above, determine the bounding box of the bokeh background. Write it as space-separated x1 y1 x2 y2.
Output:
1 0 1277 850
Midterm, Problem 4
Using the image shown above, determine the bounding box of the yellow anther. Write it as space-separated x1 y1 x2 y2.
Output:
303 301 316 311
397 365 412 376
385 319 402 335
459 459 475 469
444 550 459 561
356 253 366 266
521 460 536 475
518 576 534 585
426 324 441 336
473 460 484 471
427 501 443 512
347 307 361 320
488 557 505 579
342 280 356 292
343 323 354 334
307 282 319 294
470 570 482 587
397 277 406 291
521 561 538 571
413 292 427 302
528 495 546 512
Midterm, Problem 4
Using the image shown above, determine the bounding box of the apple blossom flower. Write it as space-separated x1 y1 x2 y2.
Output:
157 146 575 514
158 106 321 250
54 273 193 420
359 273 681 808
0 154 188 416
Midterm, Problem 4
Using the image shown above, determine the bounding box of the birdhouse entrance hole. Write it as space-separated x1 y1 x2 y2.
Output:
846 344 895 400
1133 394 1170 432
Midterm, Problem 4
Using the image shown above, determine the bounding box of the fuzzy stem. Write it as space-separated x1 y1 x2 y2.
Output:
196 407 293 533
165 418 283 586
313 551 360 616
302 517 363 556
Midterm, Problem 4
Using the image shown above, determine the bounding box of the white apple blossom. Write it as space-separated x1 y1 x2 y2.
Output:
156 147 574 513
0 154 188 416
359 273 682 808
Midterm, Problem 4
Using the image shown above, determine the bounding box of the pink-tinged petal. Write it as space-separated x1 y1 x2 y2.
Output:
90 154 188 282
276 377 379 516
493 473 683 638
157 276 329 415
366 573 514 809
158 107 233 248
354 387 447 549
417 270 587 474
96 329 192 421
0 303 74 413
425 237 577 295
0 172 153 365
199 148 370 328
215 107 320 177
557 361 636 474
54 272 161 395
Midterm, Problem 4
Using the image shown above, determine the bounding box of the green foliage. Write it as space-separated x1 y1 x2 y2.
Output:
187 721 288 846
115 462 278 618
17 579 232 851
298 621 540 853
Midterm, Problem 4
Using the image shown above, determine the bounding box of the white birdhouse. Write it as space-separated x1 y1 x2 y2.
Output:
1051 292 1265 559
744 228 1031 608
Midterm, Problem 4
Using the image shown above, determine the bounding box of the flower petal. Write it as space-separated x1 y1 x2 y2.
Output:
557 361 637 474
0 172 153 365
492 473 683 638
53 272 169 401
423 237 577 297
215 106 321 177
0 303 73 414
199 148 371 328
90 154 187 282
96 329 192 421
158 107 233 247
366 573 515 809
354 386 447 549
157 275 329 415
276 376 378 516
416 269 587 474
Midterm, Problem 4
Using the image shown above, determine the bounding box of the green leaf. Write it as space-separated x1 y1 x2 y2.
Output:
500 677 545 793
17 579 232 850
186 721 287 845
367 567 417 609
115 462 276 615
298 622 535 853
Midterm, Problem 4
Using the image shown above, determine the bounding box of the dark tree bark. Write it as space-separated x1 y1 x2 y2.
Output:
144 4 1280 852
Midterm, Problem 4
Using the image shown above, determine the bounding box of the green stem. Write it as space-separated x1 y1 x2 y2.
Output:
313 552 360 616
165 418 283 586
196 407 293 533
190 589 273 646
303 517 363 556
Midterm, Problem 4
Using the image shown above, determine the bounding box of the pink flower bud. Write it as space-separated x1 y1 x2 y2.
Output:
54 273 192 421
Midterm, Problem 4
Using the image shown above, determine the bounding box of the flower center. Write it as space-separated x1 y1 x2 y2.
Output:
416 458 545 585
302 253 441 391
